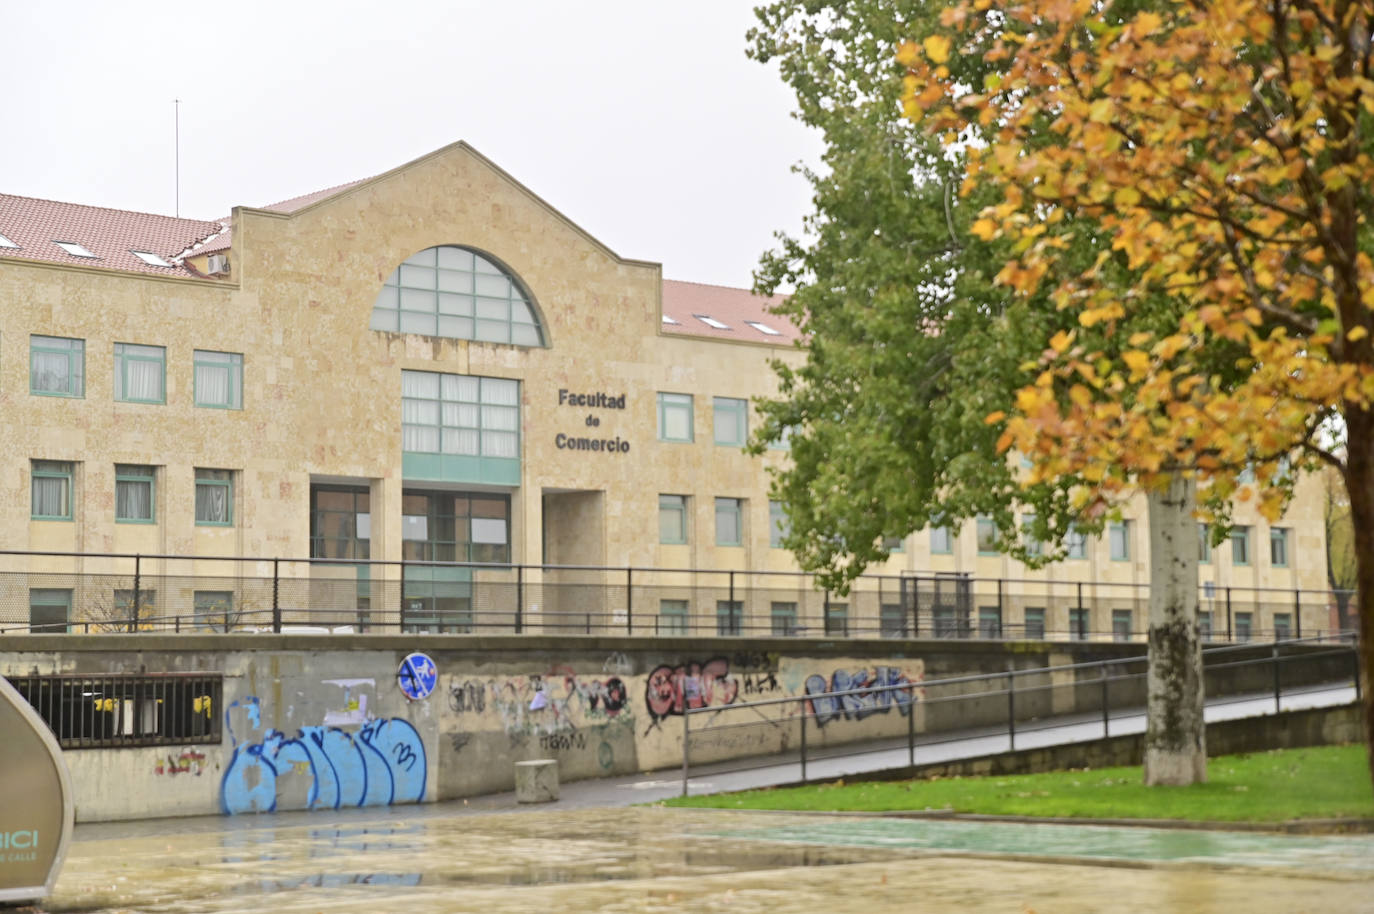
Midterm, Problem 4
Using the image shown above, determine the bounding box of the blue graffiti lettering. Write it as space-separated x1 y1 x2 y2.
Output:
221 717 426 815
804 667 917 728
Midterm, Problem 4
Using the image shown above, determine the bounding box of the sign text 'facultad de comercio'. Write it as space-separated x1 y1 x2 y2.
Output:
554 388 630 454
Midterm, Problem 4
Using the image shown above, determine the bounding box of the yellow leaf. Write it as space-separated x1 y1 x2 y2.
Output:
895 41 922 68
1113 186 1141 207
1122 350 1150 375
1347 326 1369 342
985 410 1006 425
1049 329 1076 353
970 218 998 240
923 34 951 64
1088 98 1114 124
1128 331 1153 347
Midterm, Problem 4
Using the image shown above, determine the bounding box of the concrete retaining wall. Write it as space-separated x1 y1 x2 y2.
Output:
0 634 1350 822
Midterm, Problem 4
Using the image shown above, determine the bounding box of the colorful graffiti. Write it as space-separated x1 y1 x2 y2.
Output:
153 748 207 777
804 667 920 728
643 657 740 731
221 697 426 815
482 668 629 743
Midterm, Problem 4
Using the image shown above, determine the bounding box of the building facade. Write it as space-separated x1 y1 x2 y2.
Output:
0 142 1330 639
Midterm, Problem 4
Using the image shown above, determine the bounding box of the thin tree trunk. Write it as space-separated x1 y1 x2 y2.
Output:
1343 406 1374 795
1143 473 1206 786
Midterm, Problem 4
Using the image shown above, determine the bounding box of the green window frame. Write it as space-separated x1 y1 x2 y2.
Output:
883 536 905 553
767 424 794 451
115 464 156 523
1024 607 1046 640
1231 526 1251 565
659 494 688 545
712 396 747 447
194 468 234 526
1109 521 1131 561
31 460 73 520
880 603 907 638
659 599 688 635
1021 513 1042 557
29 588 71 633
1269 527 1290 567
715 497 742 546
978 606 1002 639
1198 523 1211 563
824 602 849 636
194 590 234 632
1069 607 1090 640
1112 609 1133 642
113 343 166 404
1273 611 1292 640
716 600 743 636
930 525 953 554
975 516 999 555
30 335 84 397
657 392 694 443
1065 525 1088 559
194 350 243 409
370 245 545 346
1235 611 1253 642
771 601 798 636
769 500 788 548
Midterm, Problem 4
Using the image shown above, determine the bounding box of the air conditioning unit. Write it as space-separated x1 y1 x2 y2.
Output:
206 254 230 275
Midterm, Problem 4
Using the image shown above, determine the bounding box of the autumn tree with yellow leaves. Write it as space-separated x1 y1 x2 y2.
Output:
901 0 1374 787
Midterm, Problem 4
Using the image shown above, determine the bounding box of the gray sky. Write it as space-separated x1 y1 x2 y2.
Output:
0 1 823 288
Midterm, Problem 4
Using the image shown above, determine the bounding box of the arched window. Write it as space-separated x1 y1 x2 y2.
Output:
369 246 545 347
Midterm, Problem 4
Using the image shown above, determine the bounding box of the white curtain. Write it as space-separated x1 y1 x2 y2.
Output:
126 359 162 400
32 351 69 392
196 364 228 404
116 480 151 520
32 476 67 516
196 485 229 523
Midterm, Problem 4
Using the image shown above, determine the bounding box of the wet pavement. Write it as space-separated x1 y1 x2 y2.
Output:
31 805 1374 913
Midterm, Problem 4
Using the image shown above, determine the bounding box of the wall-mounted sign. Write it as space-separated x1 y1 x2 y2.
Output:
0 676 73 904
556 389 631 453
397 653 438 701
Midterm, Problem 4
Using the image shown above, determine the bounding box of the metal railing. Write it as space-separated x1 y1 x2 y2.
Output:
678 636 1361 794
0 548 1356 643
7 672 223 750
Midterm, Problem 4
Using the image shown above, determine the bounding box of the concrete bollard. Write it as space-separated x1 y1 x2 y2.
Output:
514 759 560 803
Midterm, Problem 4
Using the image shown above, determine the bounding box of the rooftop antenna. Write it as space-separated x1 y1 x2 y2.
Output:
174 98 180 217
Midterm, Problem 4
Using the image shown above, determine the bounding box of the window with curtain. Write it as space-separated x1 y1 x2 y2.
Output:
114 343 165 403
712 397 747 447
31 460 73 519
715 497 742 546
402 370 519 458
194 350 243 409
370 245 545 346
657 392 693 442
115 464 155 522
194 468 233 525
30 335 84 397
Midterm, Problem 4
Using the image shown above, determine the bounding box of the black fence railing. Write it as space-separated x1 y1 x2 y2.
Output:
7 672 223 750
0 549 1355 644
679 636 1362 793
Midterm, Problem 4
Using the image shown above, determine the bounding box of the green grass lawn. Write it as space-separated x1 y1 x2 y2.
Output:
664 745 1374 822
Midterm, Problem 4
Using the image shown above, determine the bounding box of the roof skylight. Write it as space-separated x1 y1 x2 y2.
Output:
693 314 731 330
0 232 18 249
744 320 783 336
661 315 680 325
132 250 173 267
54 241 97 258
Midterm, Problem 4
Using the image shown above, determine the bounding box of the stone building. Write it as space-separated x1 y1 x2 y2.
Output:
0 141 1329 639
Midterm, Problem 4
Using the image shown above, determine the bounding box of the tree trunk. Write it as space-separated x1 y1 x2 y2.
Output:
1343 405 1374 795
1143 473 1206 786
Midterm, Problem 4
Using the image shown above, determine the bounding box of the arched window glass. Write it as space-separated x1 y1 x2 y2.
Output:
369 246 545 347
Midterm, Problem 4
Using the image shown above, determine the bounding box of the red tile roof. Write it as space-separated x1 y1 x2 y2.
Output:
661 279 798 345
0 194 225 278
0 183 800 348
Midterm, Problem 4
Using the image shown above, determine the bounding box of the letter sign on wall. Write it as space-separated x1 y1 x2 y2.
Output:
0 676 73 903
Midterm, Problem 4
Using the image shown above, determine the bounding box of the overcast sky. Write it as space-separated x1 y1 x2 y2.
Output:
0 2 822 288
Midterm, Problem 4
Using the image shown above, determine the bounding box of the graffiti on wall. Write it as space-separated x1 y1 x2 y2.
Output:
153 748 207 777
447 667 630 749
804 667 921 728
643 657 750 732
220 696 426 815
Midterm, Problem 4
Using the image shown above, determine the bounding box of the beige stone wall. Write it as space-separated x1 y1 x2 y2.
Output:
0 142 1332 637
